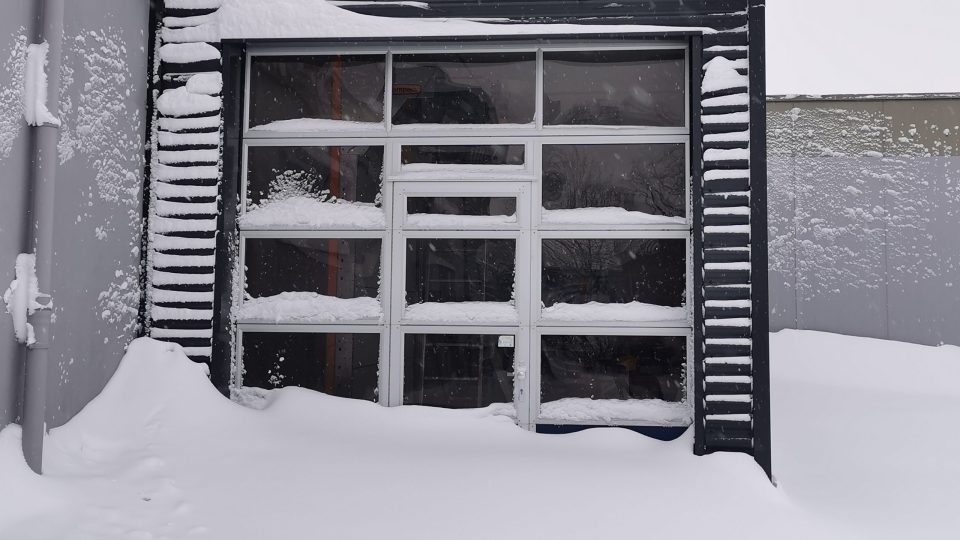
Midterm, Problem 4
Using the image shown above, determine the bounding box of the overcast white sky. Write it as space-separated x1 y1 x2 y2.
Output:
766 0 960 95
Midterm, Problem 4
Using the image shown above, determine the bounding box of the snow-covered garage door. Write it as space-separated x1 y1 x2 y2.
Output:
232 44 693 429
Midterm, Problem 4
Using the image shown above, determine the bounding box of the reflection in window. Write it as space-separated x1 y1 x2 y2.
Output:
407 197 517 217
244 238 381 299
392 53 536 125
542 144 685 218
401 145 525 166
406 239 515 304
249 55 385 127
246 146 383 209
542 239 685 307
404 334 514 408
543 50 685 126
540 335 685 402
242 332 379 401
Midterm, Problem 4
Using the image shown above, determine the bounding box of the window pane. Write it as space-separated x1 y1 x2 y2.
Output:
406 239 515 304
540 335 685 402
543 50 685 127
242 332 379 401
407 197 517 217
392 52 535 125
246 146 383 210
542 144 685 219
401 145 525 166
541 239 685 306
245 238 381 299
404 334 514 408
249 55 385 127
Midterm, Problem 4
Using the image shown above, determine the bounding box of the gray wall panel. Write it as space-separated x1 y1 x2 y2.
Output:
769 98 960 346
0 1 149 432
44 1 150 427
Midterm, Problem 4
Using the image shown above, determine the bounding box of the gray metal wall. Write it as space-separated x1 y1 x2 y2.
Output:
0 1 150 431
768 97 960 346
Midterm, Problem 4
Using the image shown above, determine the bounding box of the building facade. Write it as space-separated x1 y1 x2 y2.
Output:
145 0 771 473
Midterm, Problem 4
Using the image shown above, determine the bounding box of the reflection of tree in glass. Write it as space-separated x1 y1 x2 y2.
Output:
541 239 685 307
543 144 684 217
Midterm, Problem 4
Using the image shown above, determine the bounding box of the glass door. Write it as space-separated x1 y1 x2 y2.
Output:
389 180 532 426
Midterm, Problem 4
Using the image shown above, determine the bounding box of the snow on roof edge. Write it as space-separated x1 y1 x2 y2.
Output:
217 0 715 41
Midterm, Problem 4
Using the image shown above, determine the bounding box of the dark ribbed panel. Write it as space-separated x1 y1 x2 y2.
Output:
146 2 223 362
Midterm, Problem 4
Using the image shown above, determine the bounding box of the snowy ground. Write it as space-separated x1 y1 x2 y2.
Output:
1 330 958 540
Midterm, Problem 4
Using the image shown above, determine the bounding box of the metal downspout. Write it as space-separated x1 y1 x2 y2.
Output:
22 0 65 474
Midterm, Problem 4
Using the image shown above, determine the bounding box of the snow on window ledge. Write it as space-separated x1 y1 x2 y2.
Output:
403 301 519 325
539 398 692 425
540 301 686 323
237 292 382 324
239 197 386 230
247 118 385 132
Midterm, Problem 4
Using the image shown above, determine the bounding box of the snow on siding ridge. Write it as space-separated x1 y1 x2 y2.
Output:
156 200 218 216
704 317 751 327
152 289 215 304
704 130 749 143
153 253 216 268
156 87 221 117
237 293 382 323
151 271 215 286
702 56 749 94
705 299 751 309
704 169 749 181
539 398 692 424
158 42 221 64
701 112 749 125
704 148 749 162
162 24 222 44
704 356 751 365
151 235 217 251
155 163 219 181
23 42 60 127
185 72 223 95
217 0 716 40
158 115 221 132
154 182 218 199
705 394 751 402
404 301 518 324
702 93 749 108
704 206 750 216
704 225 750 234
705 262 751 271
158 130 220 147
158 149 220 164
152 216 218 233
705 414 751 422
151 306 214 321
541 301 685 323
150 327 213 339
705 375 752 384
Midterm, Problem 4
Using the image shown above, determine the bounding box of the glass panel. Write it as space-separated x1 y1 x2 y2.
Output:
248 55 385 128
407 197 517 217
242 332 379 401
540 335 685 402
404 333 514 408
542 144 685 218
245 238 381 299
406 239 515 304
392 52 535 125
541 239 685 307
543 50 685 127
246 146 383 210
401 145 525 166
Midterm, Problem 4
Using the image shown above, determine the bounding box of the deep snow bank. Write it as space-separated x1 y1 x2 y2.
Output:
0 331 957 539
